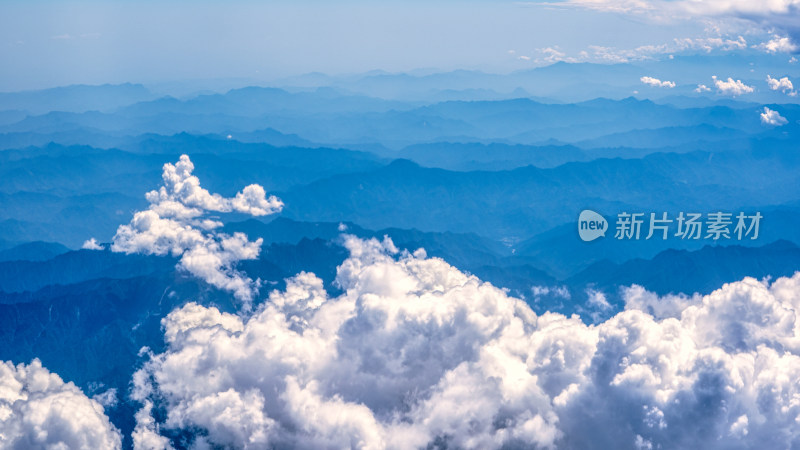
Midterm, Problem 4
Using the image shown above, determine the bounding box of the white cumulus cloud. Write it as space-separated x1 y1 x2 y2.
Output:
766 75 797 96
0 359 121 449
712 75 754 96
111 154 283 307
130 234 800 449
81 238 103 250
760 107 789 126
758 35 799 53
640 76 676 88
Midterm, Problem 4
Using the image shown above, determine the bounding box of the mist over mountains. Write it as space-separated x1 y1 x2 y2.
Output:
1 58 799 448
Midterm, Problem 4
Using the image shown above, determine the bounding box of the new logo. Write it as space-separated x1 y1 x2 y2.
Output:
578 210 607 242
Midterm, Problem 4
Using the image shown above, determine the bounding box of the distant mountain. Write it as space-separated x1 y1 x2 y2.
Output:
0 127 319 152
225 217 510 271
0 139 383 195
117 86 411 118
0 241 70 262
245 238 350 293
223 128 317 147
398 142 588 170
0 189 146 248
0 250 175 294
270 58 797 103
2 91 788 150
224 217 368 245
2 129 798 248
280 143 800 239
0 110 27 127
323 63 644 101
515 203 800 278
568 240 800 297
576 124 749 149
0 141 388 245
652 95 761 109
0 83 155 114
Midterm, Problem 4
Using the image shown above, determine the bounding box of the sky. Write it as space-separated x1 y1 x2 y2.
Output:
0 1 797 90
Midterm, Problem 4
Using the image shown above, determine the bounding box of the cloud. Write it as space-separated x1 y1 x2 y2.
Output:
81 238 103 250
758 35 799 53
131 235 800 449
695 84 711 93
760 107 789 126
0 359 121 449
535 47 578 64
622 284 700 319
640 76 676 88
142 155 282 218
91 388 118 409
766 75 797 96
111 155 282 307
529 36 748 66
766 75 794 92
588 45 636 63
674 35 747 53
544 1 800 51
531 285 571 300
712 75 754 96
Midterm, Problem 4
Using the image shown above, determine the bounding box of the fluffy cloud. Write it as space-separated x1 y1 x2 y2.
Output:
767 74 794 92
712 75 754 96
760 107 789 126
81 238 103 250
142 155 282 219
0 359 121 449
111 155 282 307
640 76 676 88
766 75 797 96
758 35 799 53
131 234 800 449
695 84 712 93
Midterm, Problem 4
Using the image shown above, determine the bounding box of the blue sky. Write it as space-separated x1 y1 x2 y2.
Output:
0 0 797 90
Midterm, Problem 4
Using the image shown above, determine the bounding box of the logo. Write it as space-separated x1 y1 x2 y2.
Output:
578 210 607 242
578 210 762 243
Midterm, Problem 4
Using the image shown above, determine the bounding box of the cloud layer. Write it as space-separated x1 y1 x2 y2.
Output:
131 235 800 449
554 0 800 50
111 155 282 306
0 359 121 449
